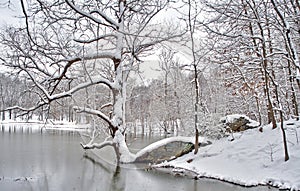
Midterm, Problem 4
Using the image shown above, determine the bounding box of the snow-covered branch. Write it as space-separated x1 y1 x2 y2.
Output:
74 34 117 44
65 52 115 63
134 33 185 54
73 106 113 128
89 9 119 28
4 104 45 113
65 0 118 29
50 51 115 95
48 76 113 101
200 21 264 41
100 102 113 110
80 140 114 150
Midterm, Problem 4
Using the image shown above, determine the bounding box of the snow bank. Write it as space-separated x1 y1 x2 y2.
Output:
154 120 300 190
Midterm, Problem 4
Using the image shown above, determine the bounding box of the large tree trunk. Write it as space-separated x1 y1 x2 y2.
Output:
113 130 135 163
108 0 130 161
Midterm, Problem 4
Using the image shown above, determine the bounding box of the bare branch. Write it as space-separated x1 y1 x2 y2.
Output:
134 32 186 55
73 106 113 128
100 102 113 110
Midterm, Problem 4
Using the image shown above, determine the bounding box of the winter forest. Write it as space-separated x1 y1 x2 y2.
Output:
0 0 300 190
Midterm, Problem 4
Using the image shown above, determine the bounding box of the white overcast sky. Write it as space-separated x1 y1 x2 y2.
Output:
0 0 23 26
0 0 193 81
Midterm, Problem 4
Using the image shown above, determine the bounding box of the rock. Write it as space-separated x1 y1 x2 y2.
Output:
220 114 260 132
186 159 193 163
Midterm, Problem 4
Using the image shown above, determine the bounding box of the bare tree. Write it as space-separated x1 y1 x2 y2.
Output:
0 0 183 163
181 0 212 154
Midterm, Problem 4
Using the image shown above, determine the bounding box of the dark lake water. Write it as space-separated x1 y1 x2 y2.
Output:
0 124 278 191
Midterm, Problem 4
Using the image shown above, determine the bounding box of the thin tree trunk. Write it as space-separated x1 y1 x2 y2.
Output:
287 60 299 120
188 0 199 154
268 70 290 161
280 113 290 161
260 20 277 128
255 96 262 125
9 109 12 120
1 111 4 121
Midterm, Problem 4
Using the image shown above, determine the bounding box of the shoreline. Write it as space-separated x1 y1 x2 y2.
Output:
0 120 90 132
150 122 300 191
151 165 282 191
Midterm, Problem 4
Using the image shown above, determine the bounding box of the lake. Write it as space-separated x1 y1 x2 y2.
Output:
0 124 278 191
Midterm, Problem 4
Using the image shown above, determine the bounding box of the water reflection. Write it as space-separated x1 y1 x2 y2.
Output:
0 124 278 191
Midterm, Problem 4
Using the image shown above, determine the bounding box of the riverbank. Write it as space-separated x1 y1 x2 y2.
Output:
153 120 300 191
0 119 89 131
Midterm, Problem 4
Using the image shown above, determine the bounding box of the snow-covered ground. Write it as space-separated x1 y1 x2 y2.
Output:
154 120 300 190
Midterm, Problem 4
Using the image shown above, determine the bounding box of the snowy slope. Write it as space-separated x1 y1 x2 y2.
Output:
154 120 300 190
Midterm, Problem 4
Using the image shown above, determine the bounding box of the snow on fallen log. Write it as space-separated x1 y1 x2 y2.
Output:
133 136 208 162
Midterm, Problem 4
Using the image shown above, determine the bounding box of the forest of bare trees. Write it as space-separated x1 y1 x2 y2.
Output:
0 0 299 162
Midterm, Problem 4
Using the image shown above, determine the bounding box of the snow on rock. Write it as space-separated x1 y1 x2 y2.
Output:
220 114 260 132
154 120 300 190
221 114 260 127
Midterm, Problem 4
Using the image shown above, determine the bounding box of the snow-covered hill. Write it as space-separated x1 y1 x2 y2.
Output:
155 120 300 190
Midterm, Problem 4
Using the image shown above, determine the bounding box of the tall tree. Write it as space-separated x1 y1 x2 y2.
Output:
0 0 183 163
184 0 211 153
